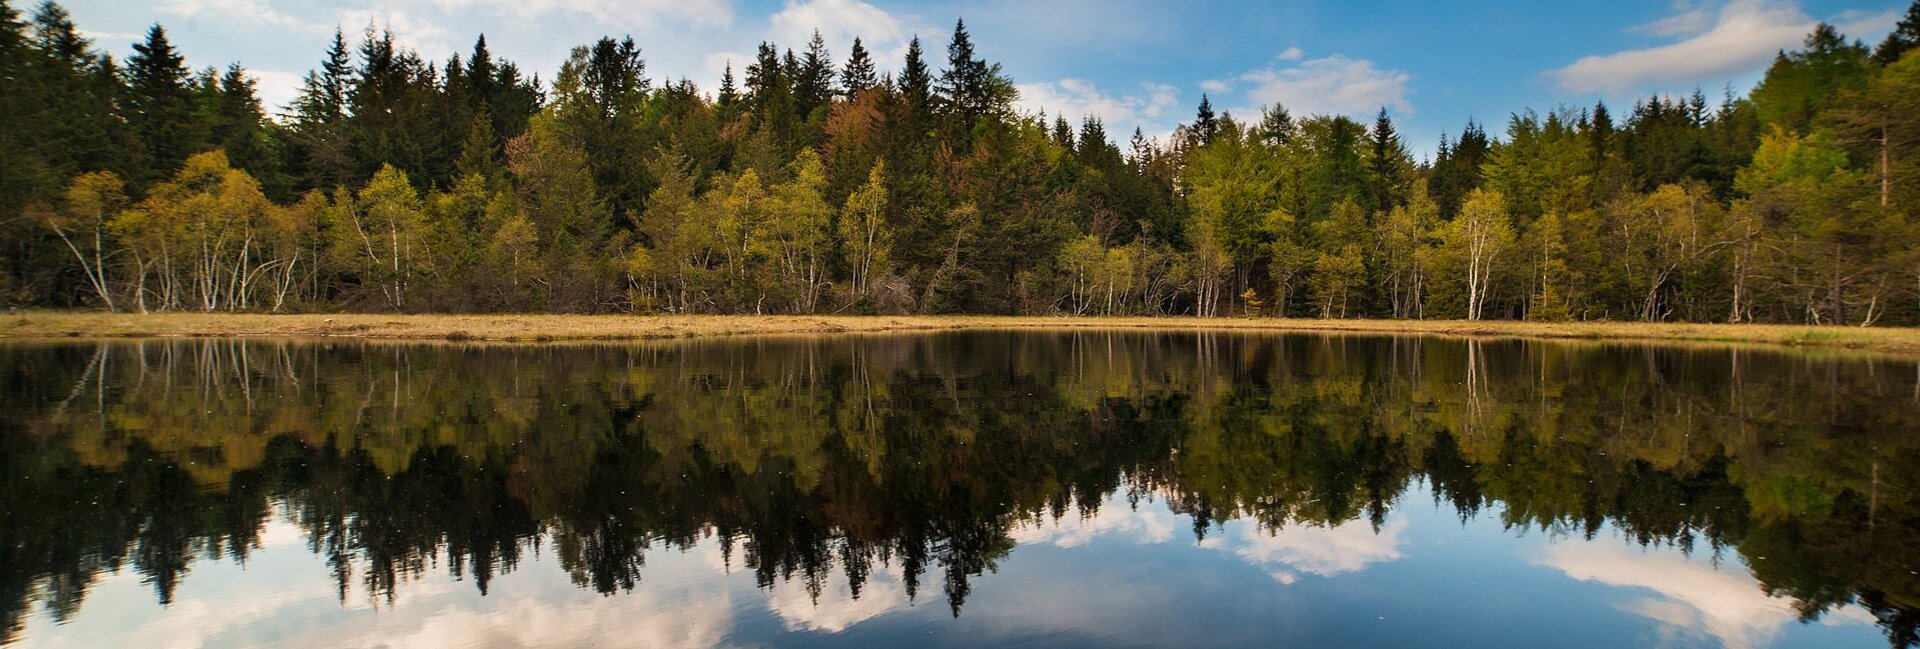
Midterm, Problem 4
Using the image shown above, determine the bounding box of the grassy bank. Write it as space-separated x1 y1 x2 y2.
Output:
4 311 1920 355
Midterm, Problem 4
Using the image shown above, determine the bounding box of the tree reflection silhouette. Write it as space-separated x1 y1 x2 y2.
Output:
0 333 1915 646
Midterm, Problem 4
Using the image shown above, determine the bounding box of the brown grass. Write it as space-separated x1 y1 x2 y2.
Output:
4 311 1920 355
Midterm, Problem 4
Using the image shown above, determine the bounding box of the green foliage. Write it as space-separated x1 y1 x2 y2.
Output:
1 6 1917 324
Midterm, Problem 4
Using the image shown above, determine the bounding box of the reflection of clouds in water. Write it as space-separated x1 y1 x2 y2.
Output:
764 561 932 633
1009 494 1408 584
1539 538 1874 649
1203 519 1407 584
24 519 742 649
1010 501 1180 548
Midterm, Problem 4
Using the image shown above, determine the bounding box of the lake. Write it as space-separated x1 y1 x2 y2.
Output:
1 331 1915 648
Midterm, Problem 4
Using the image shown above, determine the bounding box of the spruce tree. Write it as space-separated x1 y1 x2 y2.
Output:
840 36 877 97
126 24 203 184
210 63 276 189
1367 107 1409 211
1194 94 1217 144
717 60 738 109
291 29 351 127
938 19 997 127
1256 103 1292 145
455 108 503 186
24 2 116 178
0 0 43 220
898 37 932 118
795 30 833 116
1873 0 1920 64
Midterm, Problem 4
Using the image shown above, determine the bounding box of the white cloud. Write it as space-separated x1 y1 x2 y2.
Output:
250 69 304 114
764 559 925 633
1539 537 1875 649
158 0 328 35
337 7 458 58
424 0 734 29
771 0 903 53
1275 46 1305 61
1014 79 1181 142
1550 0 1900 94
1238 54 1413 117
1198 79 1232 93
1203 518 1407 584
1012 502 1181 548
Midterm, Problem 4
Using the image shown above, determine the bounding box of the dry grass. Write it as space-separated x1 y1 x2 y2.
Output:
4 311 1920 355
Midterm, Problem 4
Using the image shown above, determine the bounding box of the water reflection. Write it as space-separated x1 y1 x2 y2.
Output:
0 332 1915 648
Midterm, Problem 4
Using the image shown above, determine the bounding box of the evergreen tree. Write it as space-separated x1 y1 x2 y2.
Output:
795 29 833 117
1750 24 1872 134
21 2 117 181
937 19 1009 130
455 108 504 186
897 36 933 132
717 60 739 109
840 37 877 97
1873 0 1920 65
1255 103 1292 145
286 28 354 193
210 64 276 187
1194 94 1218 145
746 41 795 137
126 24 203 185
1366 107 1410 211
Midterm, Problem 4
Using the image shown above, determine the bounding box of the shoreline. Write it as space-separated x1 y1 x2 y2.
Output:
5 311 1920 356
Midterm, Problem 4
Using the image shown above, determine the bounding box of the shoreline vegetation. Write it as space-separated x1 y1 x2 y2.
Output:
5 6 1920 328
6 311 1920 356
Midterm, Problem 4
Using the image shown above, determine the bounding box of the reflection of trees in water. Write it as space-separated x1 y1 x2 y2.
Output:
1 334 1916 646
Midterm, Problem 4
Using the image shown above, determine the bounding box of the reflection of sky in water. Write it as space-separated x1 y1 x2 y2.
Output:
12 485 1885 649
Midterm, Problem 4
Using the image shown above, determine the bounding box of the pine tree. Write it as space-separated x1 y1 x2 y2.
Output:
291 29 351 127
1194 94 1217 145
456 108 503 185
717 60 738 109
1367 107 1409 211
1873 0 1920 64
937 19 1004 128
23 2 116 179
898 37 932 118
1256 103 1292 145
840 36 877 97
209 63 278 193
1589 101 1613 162
795 29 833 116
126 24 204 185
287 28 354 193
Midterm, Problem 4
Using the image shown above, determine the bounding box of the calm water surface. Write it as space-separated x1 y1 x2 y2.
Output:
1 331 1916 648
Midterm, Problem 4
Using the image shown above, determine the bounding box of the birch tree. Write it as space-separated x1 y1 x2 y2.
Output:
838 160 890 299
44 171 125 311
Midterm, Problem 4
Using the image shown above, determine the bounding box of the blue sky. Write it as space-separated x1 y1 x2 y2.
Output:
56 0 1907 159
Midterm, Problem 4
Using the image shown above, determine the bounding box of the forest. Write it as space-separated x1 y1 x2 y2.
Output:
3 0 1920 324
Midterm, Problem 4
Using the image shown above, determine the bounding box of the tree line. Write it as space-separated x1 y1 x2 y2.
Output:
3 0 1920 323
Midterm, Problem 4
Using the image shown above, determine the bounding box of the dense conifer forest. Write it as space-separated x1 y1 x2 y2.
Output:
3 0 1919 323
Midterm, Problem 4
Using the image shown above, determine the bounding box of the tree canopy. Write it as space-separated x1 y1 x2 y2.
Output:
3 1 1919 325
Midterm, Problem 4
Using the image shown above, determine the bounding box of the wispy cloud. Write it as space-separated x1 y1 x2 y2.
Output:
1015 79 1181 141
424 0 734 29
1549 0 1900 95
1539 536 1875 649
1238 52 1413 117
1202 518 1407 584
158 0 328 35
